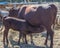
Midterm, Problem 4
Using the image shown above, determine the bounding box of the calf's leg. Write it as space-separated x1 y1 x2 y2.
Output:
44 32 49 45
18 32 22 44
3 28 9 46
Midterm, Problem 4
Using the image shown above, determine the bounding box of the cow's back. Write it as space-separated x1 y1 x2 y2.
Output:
24 4 57 26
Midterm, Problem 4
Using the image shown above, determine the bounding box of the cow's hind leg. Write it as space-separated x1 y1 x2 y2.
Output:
46 27 54 48
49 29 54 48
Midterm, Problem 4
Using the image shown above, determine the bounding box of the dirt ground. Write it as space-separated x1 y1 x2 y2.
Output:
0 25 60 48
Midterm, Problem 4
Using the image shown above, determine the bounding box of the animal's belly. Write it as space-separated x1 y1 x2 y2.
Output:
28 26 44 34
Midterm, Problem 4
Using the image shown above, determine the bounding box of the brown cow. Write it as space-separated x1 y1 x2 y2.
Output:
18 4 57 48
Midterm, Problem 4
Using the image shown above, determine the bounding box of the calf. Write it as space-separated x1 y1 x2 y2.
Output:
3 17 26 45
3 17 43 46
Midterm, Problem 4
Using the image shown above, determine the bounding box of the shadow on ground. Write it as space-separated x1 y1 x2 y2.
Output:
4 39 49 48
